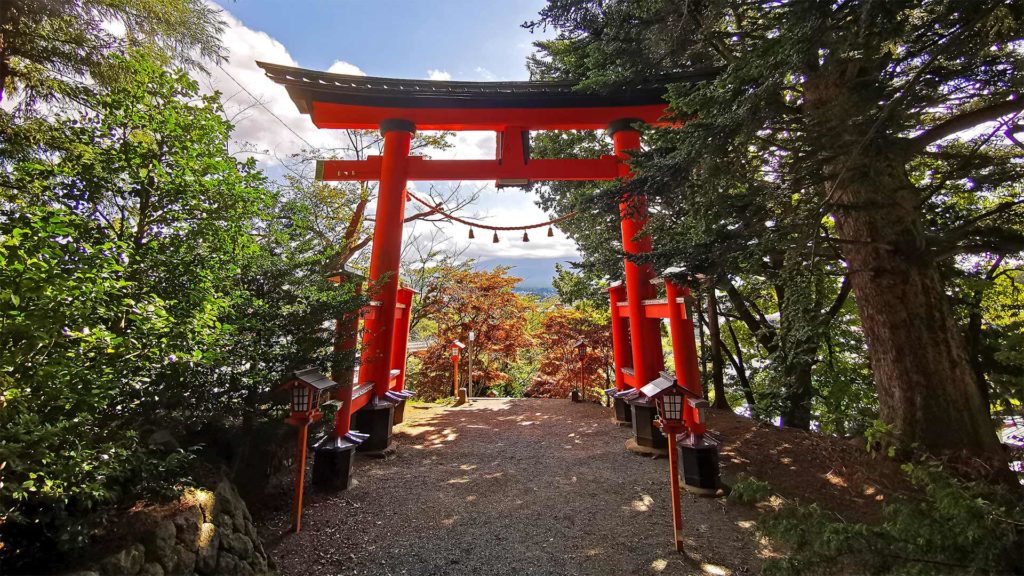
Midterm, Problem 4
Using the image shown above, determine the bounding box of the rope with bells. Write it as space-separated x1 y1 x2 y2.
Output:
406 189 577 243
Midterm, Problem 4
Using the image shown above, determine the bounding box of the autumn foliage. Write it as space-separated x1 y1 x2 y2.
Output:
525 306 612 400
409 266 532 400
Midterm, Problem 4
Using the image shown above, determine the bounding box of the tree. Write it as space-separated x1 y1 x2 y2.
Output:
950 258 1024 418
0 0 223 103
409 267 533 400
269 131 468 284
704 287 729 410
529 0 1024 472
0 52 347 569
400 229 471 338
2 54 269 345
551 262 608 307
531 126 853 429
526 305 612 399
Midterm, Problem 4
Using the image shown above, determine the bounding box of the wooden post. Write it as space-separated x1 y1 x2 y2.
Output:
667 429 684 552
452 355 460 398
609 282 629 390
358 120 414 400
292 420 309 533
390 286 415 392
333 282 362 438
611 120 664 391
579 356 585 401
666 282 703 428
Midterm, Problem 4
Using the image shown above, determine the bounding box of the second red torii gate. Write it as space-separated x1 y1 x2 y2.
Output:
259 62 709 454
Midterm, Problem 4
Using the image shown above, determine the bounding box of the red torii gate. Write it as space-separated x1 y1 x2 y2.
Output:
259 62 708 456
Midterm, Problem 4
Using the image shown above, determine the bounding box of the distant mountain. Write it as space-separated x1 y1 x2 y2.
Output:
472 258 578 289
514 286 556 299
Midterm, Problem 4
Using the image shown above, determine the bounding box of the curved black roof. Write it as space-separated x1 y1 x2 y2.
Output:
288 367 336 390
257 62 714 113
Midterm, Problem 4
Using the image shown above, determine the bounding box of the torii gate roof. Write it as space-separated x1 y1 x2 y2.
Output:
257 62 712 131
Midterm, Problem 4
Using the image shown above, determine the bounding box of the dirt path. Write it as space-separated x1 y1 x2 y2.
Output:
259 399 762 576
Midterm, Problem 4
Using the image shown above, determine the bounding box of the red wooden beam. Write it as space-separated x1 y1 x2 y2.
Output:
311 101 670 131
316 155 621 182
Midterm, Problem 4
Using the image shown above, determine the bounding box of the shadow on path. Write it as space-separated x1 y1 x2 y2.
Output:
261 399 762 576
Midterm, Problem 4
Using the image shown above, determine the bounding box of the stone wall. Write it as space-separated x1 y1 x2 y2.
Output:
66 480 273 576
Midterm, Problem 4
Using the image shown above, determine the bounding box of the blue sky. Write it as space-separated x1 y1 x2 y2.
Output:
210 1 578 288
221 0 549 81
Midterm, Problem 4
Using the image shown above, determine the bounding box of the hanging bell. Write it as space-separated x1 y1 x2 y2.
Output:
522 231 530 242
468 228 475 239
547 225 554 237
492 231 499 243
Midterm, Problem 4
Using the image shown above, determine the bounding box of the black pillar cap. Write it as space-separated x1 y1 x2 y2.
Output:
380 118 416 135
607 118 646 136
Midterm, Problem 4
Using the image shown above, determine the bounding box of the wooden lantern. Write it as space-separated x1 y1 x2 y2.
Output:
285 367 336 425
574 339 587 361
640 371 693 552
283 368 337 533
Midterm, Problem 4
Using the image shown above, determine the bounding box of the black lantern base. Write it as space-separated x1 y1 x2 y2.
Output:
354 398 396 456
392 398 407 425
312 436 358 491
570 389 581 403
678 436 721 495
627 396 668 452
613 397 633 426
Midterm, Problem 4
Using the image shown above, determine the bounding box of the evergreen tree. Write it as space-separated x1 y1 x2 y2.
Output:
0 0 223 103
529 0 1024 473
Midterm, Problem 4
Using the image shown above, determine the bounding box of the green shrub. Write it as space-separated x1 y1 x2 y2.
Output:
0 52 361 571
757 463 1024 575
0 208 195 563
728 473 773 505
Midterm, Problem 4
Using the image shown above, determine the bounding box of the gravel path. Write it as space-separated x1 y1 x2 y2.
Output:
260 399 762 575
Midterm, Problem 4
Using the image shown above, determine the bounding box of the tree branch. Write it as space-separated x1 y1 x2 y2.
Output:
930 199 1024 259
910 98 1024 150
824 275 852 321
723 280 778 354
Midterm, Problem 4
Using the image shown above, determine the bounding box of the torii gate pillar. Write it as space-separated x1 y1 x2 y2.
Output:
354 119 415 452
610 119 668 455
611 120 665 390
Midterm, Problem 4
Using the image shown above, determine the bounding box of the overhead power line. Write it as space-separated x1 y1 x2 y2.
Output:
217 63 316 150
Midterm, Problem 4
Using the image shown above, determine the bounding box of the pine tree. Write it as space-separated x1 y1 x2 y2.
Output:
529 0 1024 474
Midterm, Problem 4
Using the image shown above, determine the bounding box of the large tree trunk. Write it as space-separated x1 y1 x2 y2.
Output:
696 293 710 399
779 359 814 430
775 265 824 430
831 151 1005 468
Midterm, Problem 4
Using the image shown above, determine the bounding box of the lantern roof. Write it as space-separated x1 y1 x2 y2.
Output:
640 370 684 399
450 340 466 349
325 264 365 283
287 367 337 391
256 62 718 130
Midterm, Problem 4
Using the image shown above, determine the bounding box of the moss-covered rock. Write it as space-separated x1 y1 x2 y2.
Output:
63 480 272 576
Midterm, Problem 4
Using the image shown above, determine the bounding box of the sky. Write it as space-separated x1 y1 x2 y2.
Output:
206 1 579 288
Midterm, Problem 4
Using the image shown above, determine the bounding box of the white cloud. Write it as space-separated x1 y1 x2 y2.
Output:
199 5 365 167
203 3 580 278
427 69 451 81
473 66 497 81
327 60 366 76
